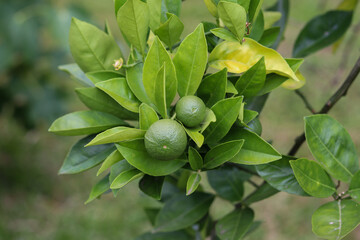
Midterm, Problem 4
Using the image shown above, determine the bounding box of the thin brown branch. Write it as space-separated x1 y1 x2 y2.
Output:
295 90 316 114
288 56 360 156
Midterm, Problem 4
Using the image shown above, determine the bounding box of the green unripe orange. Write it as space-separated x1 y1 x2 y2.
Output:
144 119 187 160
175 96 206 128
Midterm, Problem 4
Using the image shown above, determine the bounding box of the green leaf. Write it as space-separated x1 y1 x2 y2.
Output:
69 18 123 72
203 21 220 52
188 147 203 170
200 108 216 133
136 231 192 240
116 139 186 176
235 57 266 98
249 10 264 41
139 103 159 130
183 127 204 148
290 159 336 198
223 128 281 165
216 208 254 240
226 80 238 95
59 136 115 174
49 111 127 136
153 65 168 118
204 140 244 169
259 27 281 47
75 87 138 120
312 200 360 240
154 13 184 49
217 1 247 41
263 11 282 29
143 37 177 106
154 192 214 232
243 182 278 205
207 168 247 202
86 70 124 85
186 173 202 195
97 149 124 176
256 156 308 196
210 28 238 42
204 97 243 145
197 68 227 108
86 127 146 146
242 109 258 124
109 160 135 196
114 0 127 14
267 0 289 49
110 168 143 189
147 0 182 31
349 170 360 203
85 174 110 204
248 0 263 23
59 63 93 86
173 24 208 97
305 115 359 182
96 78 141 113
139 175 165 200
293 11 353 58
117 0 149 55
126 47 152 105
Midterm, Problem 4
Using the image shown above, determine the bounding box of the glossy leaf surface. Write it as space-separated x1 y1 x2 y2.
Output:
59 63 93 86
217 1 246 41
312 200 360 239
305 115 359 182
155 192 214 232
216 208 254 240
154 13 184 48
116 140 186 176
197 68 227 108
290 159 336 198
204 140 244 169
204 97 243 145
59 136 115 174
143 37 177 106
139 175 165 200
49 111 126 136
186 173 201 195
183 127 204 148
69 18 123 72
173 24 208 97
139 103 159 130
293 11 353 58
188 147 203 170
85 174 110 204
96 78 141 113
256 156 308 196
86 70 124 85
86 127 146 146
110 168 143 189
207 168 247 202
243 182 278 205
235 57 266 98
349 170 360 203
210 28 238 42
75 87 138 120
97 149 124 176
117 0 149 55
223 128 281 165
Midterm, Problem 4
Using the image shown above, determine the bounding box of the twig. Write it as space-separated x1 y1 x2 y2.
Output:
295 90 316 114
288 56 360 156
247 179 260 188
336 180 341 189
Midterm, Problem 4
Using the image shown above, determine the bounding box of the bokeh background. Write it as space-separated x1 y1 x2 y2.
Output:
1 0 360 239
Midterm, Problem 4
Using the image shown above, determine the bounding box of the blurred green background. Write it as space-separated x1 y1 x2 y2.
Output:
1 0 360 239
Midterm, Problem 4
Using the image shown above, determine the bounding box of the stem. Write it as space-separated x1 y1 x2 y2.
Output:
247 179 260 188
288 56 360 156
295 90 316 114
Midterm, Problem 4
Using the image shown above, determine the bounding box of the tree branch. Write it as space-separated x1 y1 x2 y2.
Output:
288 56 360 156
295 90 316 114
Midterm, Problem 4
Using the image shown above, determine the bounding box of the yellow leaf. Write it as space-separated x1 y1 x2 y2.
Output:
209 38 300 85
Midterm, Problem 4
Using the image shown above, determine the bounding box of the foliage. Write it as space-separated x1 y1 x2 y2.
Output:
49 0 360 239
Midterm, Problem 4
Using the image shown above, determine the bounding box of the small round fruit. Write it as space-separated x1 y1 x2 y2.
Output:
175 96 206 127
144 119 187 160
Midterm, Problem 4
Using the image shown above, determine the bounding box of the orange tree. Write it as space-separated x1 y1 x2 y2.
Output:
49 0 360 239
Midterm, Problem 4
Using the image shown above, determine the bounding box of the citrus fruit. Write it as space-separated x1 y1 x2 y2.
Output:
144 119 187 160
175 96 206 127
